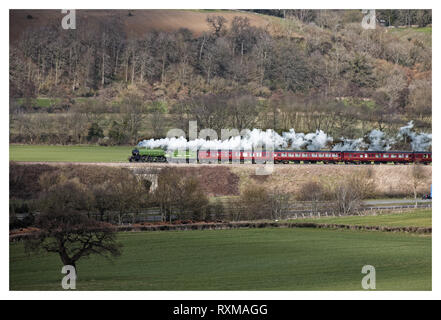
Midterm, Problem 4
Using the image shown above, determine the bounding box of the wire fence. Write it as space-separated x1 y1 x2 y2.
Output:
91 201 432 224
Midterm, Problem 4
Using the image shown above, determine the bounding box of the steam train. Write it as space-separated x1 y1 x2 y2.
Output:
129 148 432 165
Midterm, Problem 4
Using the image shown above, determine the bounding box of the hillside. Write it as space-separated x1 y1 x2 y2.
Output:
10 9 278 42
9 9 432 148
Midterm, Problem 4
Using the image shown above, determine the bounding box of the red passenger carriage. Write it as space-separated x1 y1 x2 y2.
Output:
197 150 431 164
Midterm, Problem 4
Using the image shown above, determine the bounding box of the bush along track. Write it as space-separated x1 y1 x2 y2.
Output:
10 221 431 242
114 221 432 234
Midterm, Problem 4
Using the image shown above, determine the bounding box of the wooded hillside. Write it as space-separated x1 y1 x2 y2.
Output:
9 9 431 146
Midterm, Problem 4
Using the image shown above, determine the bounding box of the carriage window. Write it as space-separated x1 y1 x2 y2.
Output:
311 154 317 157
282 153 287 157
243 152 248 157
319 153 324 157
295 153 300 157
399 154 404 158
289 153 293 157
384 154 389 158
375 154 380 158
360 154 363 158
391 154 397 158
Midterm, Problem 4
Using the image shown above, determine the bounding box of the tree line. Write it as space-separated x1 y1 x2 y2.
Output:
11 12 431 101
10 163 429 231
248 9 432 28
10 11 431 146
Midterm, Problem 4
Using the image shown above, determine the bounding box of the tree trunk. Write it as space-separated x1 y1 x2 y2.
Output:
414 188 418 208
101 50 105 87
161 54 166 84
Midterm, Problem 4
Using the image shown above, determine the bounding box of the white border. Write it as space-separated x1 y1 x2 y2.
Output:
2 0 438 300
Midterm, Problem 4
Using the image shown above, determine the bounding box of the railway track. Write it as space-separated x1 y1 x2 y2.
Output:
11 161 425 168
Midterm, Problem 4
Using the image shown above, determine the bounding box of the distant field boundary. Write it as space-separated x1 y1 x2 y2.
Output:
10 221 430 241
116 221 432 234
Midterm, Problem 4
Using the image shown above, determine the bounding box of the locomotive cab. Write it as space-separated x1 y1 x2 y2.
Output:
129 148 141 162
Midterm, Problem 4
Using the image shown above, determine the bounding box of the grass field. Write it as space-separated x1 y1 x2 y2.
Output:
9 145 132 162
10 228 431 290
290 209 432 228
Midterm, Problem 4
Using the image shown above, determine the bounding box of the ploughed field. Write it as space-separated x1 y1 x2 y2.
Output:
10 227 431 290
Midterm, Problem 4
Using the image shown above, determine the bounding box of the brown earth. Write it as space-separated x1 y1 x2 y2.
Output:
10 9 277 43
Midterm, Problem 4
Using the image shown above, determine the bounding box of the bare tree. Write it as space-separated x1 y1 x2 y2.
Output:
25 179 121 275
240 184 270 220
227 94 260 132
332 169 375 215
409 164 428 207
154 168 209 222
268 187 291 220
297 181 327 214
206 15 228 37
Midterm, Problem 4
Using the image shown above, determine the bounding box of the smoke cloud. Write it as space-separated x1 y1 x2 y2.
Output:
138 122 431 152
138 129 333 151
397 121 432 151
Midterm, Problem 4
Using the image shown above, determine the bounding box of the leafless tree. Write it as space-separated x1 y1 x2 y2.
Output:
154 168 209 222
409 164 428 207
25 179 122 274
332 169 375 215
206 15 228 37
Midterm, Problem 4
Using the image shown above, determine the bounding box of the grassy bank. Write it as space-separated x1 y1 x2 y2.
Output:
10 228 431 290
289 209 432 228
9 145 132 162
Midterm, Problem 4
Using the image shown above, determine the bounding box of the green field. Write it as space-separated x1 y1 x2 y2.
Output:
10 228 431 290
9 145 133 162
290 209 432 228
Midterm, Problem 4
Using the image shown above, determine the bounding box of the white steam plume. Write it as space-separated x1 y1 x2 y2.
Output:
138 123 431 152
138 129 333 151
397 121 432 151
